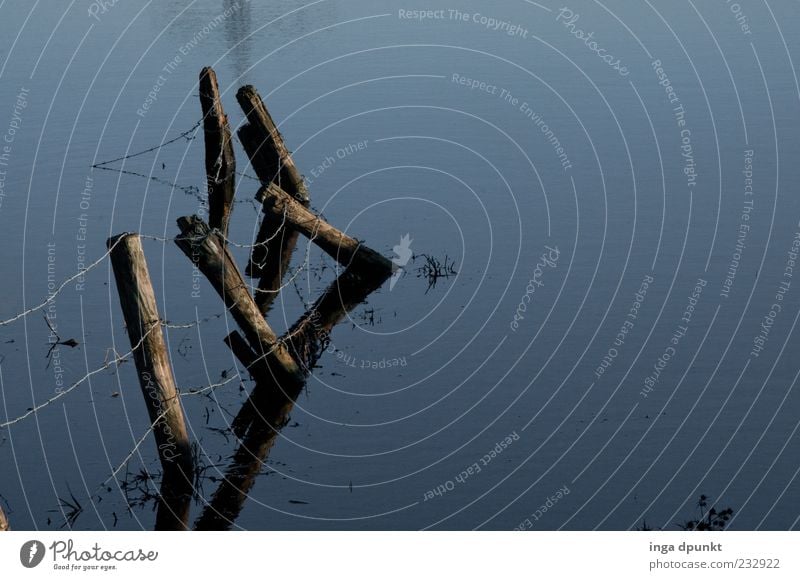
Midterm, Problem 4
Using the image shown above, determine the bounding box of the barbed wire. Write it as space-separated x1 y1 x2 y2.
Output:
92 120 203 168
0 183 381 431
0 324 158 429
0 236 128 327
0 214 294 330
102 406 172 484
102 365 243 487
93 165 202 197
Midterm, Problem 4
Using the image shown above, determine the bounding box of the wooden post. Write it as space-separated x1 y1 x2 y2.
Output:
173 215 304 384
238 121 299 285
199 67 236 239
258 182 394 274
107 233 194 522
250 223 301 316
236 86 308 314
0 505 9 531
196 264 392 530
236 85 308 201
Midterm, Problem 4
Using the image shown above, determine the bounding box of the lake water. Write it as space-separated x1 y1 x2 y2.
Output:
0 0 799 530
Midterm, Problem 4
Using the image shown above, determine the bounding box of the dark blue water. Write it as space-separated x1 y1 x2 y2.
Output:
0 0 799 530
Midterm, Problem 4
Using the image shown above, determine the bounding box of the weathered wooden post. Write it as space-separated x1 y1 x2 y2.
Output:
258 182 394 274
173 216 304 385
199 67 236 239
0 505 9 531
236 85 308 200
107 233 194 529
236 85 309 314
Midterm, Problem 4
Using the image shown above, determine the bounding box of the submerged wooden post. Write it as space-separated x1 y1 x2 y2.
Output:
173 216 304 384
258 182 394 274
199 67 236 239
0 505 9 531
107 233 194 528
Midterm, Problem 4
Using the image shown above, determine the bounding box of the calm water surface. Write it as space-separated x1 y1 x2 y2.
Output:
0 0 799 530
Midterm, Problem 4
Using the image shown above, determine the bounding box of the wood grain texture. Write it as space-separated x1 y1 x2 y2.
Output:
199 67 236 239
108 233 194 530
258 182 394 274
174 216 304 384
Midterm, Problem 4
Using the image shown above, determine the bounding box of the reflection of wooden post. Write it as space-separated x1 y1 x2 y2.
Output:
196 264 392 530
258 183 394 274
199 67 236 239
284 265 392 369
0 505 9 531
194 386 298 531
154 468 192 531
107 233 194 529
173 216 304 384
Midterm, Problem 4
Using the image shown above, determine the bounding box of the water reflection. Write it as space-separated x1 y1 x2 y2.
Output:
194 264 391 530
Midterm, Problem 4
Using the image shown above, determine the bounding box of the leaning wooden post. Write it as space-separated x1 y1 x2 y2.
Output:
258 182 394 274
199 67 236 239
236 85 308 200
236 85 309 313
173 216 304 385
107 233 194 519
0 505 9 531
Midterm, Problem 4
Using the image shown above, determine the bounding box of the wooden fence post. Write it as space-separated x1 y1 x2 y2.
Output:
173 216 304 385
236 85 310 313
236 85 308 201
258 182 394 274
107 233 194 528
199 67 236 239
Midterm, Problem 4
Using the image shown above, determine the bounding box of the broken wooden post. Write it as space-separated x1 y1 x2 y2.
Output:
258 182 394 274
107 233 194 528
199 67 236 239
236 85 310 313
173 216 304 385
0 505 9 531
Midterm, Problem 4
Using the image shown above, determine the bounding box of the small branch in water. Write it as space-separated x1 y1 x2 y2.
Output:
415 253 458 293
42 314 78 366
49 486 83 529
